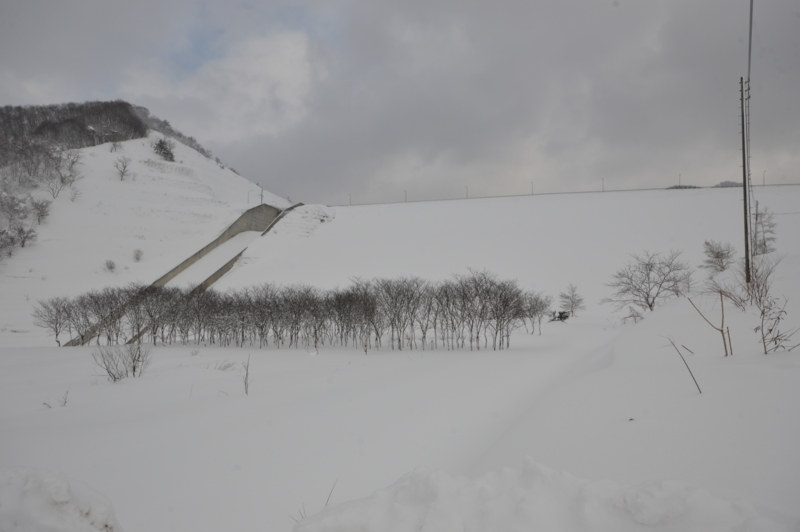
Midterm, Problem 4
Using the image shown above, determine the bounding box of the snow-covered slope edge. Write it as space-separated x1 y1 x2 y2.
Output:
0 133 289 347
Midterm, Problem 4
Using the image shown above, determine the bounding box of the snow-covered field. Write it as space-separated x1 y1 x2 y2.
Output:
1 137 799 531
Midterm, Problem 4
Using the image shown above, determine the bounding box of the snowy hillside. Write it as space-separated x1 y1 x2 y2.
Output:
0 133 289 346
1 179 799 531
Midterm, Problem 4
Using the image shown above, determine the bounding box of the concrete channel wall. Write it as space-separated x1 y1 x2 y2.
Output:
64 203 286 347
150 203 281 288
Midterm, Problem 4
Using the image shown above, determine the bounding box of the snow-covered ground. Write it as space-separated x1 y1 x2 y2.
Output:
1 138 799 531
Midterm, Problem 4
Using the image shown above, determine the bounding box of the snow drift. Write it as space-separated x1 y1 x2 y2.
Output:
0 468 123 532
294 459 785 532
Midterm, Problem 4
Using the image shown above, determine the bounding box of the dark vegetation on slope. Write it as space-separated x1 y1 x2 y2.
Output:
0 100 147 153
0 100 219 259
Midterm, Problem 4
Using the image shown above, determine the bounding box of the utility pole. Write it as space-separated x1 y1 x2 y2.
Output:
738 0 755 285
740 77 751 284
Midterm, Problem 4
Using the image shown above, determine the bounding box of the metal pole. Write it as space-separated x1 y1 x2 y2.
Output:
747 0 754 81
740 77 751 284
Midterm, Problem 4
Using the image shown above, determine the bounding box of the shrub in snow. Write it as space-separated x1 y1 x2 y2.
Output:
104 259 116 272
0 468 123 532
152 138 176 162
0 189 30 221
0 229 17 258
11 222 37 248
755 296 800 354
30 197 52 224
132 248 143 262
700 240 736 276
91 343 152 382
707 254 780 312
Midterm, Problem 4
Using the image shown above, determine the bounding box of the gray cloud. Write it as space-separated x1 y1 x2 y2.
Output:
2 0 798 204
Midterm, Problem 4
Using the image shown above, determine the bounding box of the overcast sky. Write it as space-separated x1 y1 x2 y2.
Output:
2 0 798 204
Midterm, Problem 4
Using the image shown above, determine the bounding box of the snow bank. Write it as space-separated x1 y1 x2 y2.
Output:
294 459 785 532
0 469 123 532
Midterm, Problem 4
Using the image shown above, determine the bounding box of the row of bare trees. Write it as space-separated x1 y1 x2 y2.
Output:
33 271 555 351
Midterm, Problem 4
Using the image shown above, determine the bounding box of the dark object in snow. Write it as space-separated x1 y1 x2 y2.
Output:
152 138 176 162
549 311 570 322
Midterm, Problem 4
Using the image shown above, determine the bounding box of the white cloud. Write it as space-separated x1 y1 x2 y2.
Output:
120 32 320 144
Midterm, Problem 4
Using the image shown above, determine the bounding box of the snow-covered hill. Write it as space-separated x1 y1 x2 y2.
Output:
0 172 798 531
0 133 289 346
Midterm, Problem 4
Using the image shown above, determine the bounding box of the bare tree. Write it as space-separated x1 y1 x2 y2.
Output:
114 156 135 181
32 297 71 346
41 174 67 199
602 250 693 313
559 284 585 317
522 291 552 335
50 147 83 187
30 197 51 224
